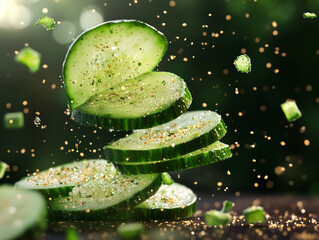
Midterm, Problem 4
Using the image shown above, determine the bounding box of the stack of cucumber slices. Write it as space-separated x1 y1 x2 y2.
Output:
12 20 232 225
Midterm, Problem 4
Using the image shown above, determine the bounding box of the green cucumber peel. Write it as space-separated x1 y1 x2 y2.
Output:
114 141 232 174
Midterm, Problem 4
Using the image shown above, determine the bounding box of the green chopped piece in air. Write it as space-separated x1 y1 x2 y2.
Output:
205 200 234 226
117 223 144 239
35 16 56 30
281 100 302 122
65 228 82 240
243 206 265 224
15 47 41 73
303 12 317 19
0 161 8 179
161 172 174 185
234 54 251 73
4 112 24 129
205 210 232 226
221 200 234 213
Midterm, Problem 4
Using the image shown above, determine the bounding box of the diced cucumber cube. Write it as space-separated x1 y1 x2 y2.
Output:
4 112 24 129
281 100 302 122
243 206 265 224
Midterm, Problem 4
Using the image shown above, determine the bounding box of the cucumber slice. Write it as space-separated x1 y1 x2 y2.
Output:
63 20 168 110
15 159 116 199
72 72 192 130
0 185 47 240
115 183 197 220
114 141 232 174
48 173 162 221
104 111 227 163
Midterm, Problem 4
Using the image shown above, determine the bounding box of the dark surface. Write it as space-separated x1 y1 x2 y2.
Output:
40 194 319 240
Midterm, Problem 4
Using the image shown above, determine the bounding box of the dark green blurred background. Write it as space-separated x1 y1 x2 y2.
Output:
0 0 318 196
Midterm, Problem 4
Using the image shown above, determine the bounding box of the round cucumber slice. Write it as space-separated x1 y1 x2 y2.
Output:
115 183 197 220
15 159 116 199
63 20 168 110
48 173 162 221
104 111 227 163
114 141 232 174
72 71 192 130
0 185 47 240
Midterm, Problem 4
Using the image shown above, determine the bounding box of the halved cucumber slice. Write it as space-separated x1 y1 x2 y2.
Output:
72 72 192 130
63 20 168 110
15 159 116 199
115 141 231 174
104 111 227 163
114 183 197 220
48 172 162 221
0 185 47 240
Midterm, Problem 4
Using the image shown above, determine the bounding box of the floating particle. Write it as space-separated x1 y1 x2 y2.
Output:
15 47 41 73
35 16 56 30
303 12 317 19
117 223 144 239
4 112 24 129
274 166 285 175
0 162 8 179
205 200 234 226
281 100 302 122
34 116 41 127
234 54 251 73
243 206 265 224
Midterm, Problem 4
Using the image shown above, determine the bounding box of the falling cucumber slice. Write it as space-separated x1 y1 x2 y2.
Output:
48 173 162 221
15 159 116 199
104 111 227 163
113 183 197 221
72 71 192 130
114 141 232 174
0 185 47 240
63 20 168 110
